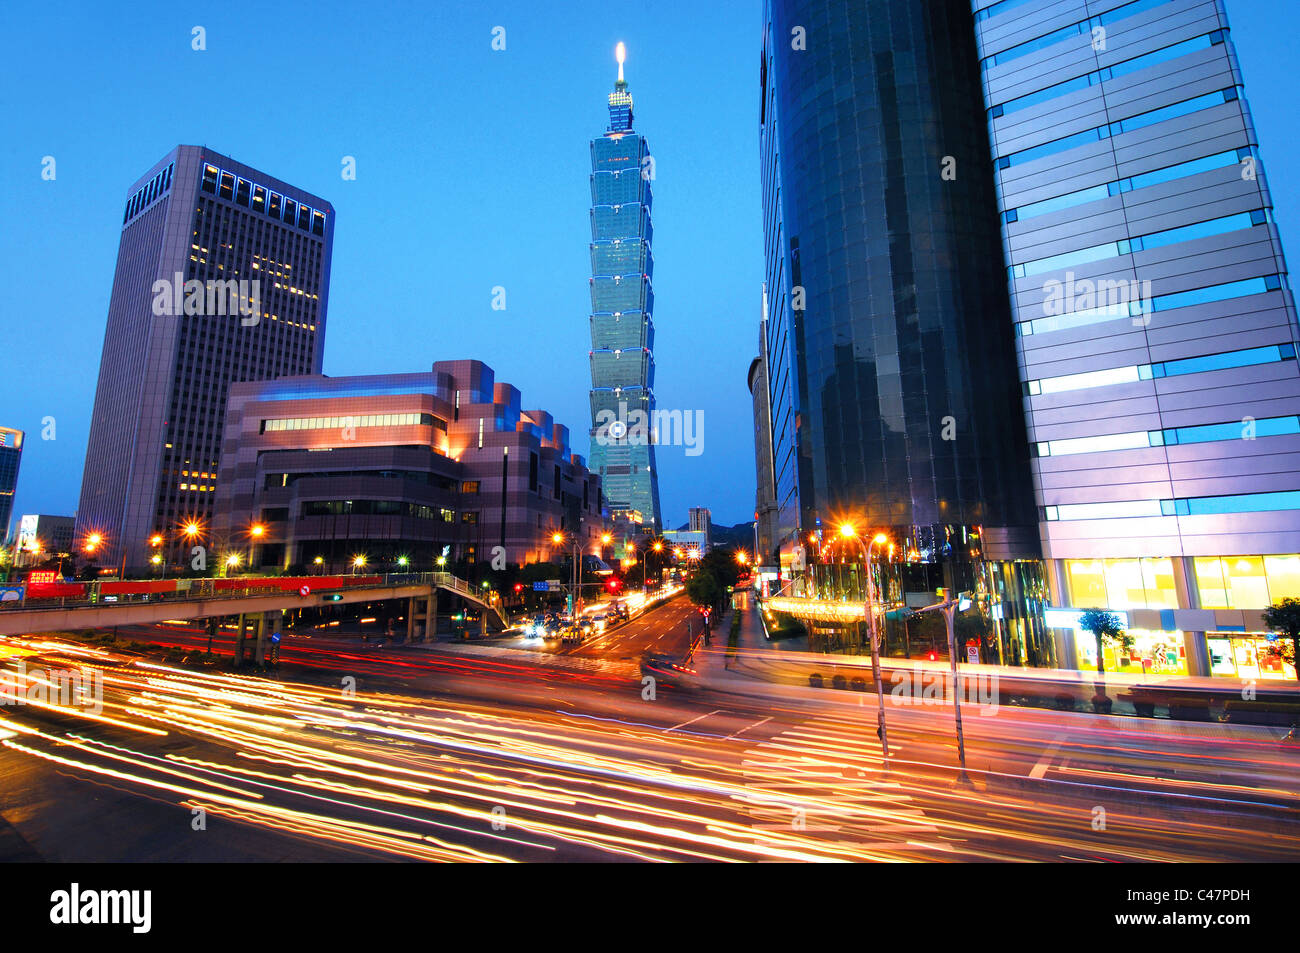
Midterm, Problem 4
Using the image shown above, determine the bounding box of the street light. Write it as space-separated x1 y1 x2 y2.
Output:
551 531 582 615
314 555 325 575
840 523 891 764
914 588 973 785
248 523 265 572
352 554 367 575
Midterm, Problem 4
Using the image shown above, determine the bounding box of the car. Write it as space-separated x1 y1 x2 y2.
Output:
560 623 587 644
587 613 608 633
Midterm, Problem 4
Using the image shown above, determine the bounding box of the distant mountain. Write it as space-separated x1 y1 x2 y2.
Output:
672 521 754 551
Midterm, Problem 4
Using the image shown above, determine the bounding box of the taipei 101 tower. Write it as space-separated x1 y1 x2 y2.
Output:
586 42 662 534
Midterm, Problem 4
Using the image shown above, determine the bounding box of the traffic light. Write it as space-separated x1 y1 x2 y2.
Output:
322 593 343 602
884 607 918 623
513 583 524 593
606 577 622 593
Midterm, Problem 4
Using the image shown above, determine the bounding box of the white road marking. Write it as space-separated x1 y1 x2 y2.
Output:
665 709 723 732
1029 734 1067 780
726 716 772 739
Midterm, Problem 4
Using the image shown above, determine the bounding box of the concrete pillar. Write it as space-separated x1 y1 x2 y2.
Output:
1051 626 1079 670
425 592 437 643
1173 556 1199 609
1183 631 1211 677
1046 559 1069 607
253 613 268 667
406 597 416 642
233 613 247 668
479 608 488 639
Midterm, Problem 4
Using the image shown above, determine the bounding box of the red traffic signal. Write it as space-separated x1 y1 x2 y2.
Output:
606 578 623 592
513 583 524 593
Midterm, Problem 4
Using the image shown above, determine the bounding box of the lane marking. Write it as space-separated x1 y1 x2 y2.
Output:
1029 734 1067 780
665 709 723 732
726 716 772 740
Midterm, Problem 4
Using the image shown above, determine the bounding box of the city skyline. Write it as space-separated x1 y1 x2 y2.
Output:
0 1 774 531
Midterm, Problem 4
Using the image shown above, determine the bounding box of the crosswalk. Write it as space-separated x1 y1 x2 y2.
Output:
736 715 941 856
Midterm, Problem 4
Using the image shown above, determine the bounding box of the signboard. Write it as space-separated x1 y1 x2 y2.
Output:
533 582 549 591
26 571 58 585
966 643 981 665
298 585 311 597
17 515 39 551
0 586 24 602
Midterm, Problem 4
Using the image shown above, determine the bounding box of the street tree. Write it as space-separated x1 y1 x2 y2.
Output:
1262 597 1300 683
1078 608 1131 711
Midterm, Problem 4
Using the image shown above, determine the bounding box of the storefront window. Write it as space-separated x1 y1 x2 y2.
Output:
1076 628 1186 675
1208 632 1296 680
1223 556 1269 609
1065 560 1107 607
1194 557 1230 608
1102 559 1146 608
1140 557 1178 609
1264 555 1300 601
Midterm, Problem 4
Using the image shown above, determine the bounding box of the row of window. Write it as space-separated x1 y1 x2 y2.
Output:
1067 554 1300 610
263 470 459 491
301 500 457 521
1011 208 1269 278
998 87 1240 170
1045 489 1300 522
201 163 326 236
1026 343 1297 396
124 162 175 224
974 0 1039 24
993 32 1221 117
1005 147 1251 225
1017 274 1284 337
981 0 1174 70
1036 414 1300 457
260 413 446 434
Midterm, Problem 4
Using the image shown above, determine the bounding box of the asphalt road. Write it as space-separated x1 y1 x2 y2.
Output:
1 602 1297 862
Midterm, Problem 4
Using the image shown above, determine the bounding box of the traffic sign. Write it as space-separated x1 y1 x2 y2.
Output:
298 585 311 597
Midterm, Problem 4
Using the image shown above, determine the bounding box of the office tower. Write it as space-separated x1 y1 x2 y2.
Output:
75 146 333 572
974 0 1300 678
750 291 779 567
212 361 606 571
16 514 75 565
760 0 1048 662
0 428 24 543
587 43 663 534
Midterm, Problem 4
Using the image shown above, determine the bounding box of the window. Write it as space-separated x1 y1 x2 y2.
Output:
529 452 539 492
269 192 282 218
283 198 297 224
201 164 218 194
235 178 251 206
462 512 478 524
461 481 480 494
1066 558 1177 608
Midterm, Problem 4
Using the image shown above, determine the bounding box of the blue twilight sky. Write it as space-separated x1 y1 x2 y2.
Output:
1 0 1298 536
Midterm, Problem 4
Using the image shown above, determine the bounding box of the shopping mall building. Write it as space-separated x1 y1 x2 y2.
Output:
211 360 607 573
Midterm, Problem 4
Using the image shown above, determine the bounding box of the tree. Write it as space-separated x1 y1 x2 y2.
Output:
1078 608 1131 709
685 571 723 610
1262 598 1300 683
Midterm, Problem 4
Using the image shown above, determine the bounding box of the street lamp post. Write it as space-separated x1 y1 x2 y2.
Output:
840 524 891 765
917 589 972 785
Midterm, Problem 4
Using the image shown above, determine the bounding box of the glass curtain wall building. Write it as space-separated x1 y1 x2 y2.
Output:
0 428 24 546
587 45 663 534
760 0 1048 664
76 146 334 573
975 0 1300 678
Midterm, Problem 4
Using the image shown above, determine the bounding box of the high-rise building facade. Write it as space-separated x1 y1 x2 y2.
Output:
587 44 663 534
76 146 333 572
750 294 779 566
759 0 1049 663
974 0 1300 678
0 427 24 543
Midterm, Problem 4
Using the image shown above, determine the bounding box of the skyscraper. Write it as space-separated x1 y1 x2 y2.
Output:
0 427 24 544
76 146 334 572
587 43 663 534
973 0 1300 678
759 0 1048 662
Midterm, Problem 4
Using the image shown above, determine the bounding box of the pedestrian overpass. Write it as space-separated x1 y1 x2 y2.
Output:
0 571 509 665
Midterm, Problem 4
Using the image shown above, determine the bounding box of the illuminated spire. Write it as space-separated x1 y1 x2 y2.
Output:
607 41 633 132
